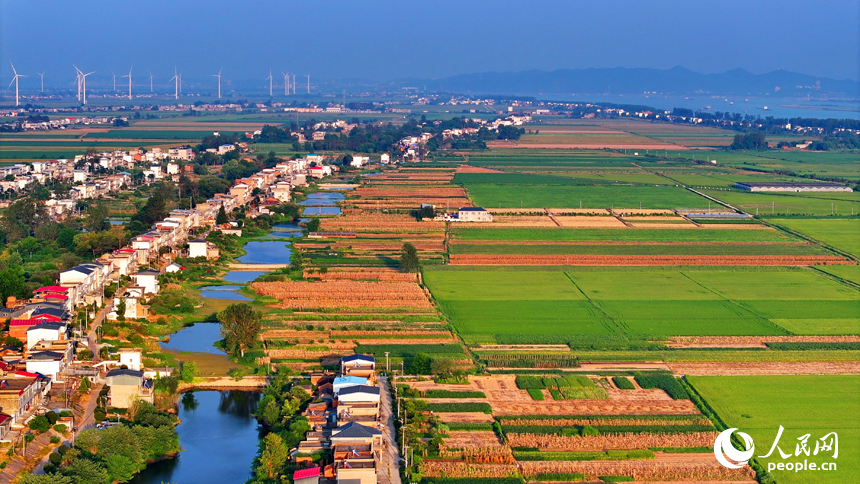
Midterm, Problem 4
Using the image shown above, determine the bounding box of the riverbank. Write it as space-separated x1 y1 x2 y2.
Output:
178 375 270 392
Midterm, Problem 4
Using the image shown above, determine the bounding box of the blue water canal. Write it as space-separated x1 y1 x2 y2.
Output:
129 391 261 484
143 190 348 483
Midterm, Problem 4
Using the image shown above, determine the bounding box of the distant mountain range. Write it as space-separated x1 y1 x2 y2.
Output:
388 66 860 98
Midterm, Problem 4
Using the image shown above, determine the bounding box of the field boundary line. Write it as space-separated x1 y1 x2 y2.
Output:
762 219 858 263
561 271 625 335
807 266 860 291
676 271 793 336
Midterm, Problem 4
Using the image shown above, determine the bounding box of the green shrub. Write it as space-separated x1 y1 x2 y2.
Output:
445 422 493 431
515 375 546 389
582 425 599 436
53 424 67 433
531 473 585 481
425 402 492 414
28 416 50 432
527 388 544 401
599 477 634 482
612 376 635 390
127 333 145 345
634 373 688 400
423 390 486 399
93 409 106 422
49 436 60 444
765 342 860 351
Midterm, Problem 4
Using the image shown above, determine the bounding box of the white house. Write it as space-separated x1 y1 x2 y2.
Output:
166 163 179 175
188 239 209 259
164 262 183 273
457 207 493 222
333 376 369 395
25 351 66 379
380 153 390 164
131 269 160 296
336 385 381 404
118 348 142 371
26 322 68 349
271 182 291 202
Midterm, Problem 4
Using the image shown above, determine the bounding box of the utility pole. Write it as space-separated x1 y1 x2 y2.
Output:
385 352 390 373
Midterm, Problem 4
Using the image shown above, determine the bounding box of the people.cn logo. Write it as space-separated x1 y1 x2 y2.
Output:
714 428 756 469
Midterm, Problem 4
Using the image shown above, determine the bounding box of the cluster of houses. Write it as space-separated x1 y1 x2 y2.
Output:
292 354 385 484
0 148 347 433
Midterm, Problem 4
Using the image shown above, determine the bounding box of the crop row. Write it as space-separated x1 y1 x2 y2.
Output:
512 449 654 461
506 431 718 451
612 377 636 389
633 373 689 400
426 402 493 414
501 425 714 435
765 342 860 351
449 254 851 266
501 417 712 428
354 344 465 357
445 422 494 431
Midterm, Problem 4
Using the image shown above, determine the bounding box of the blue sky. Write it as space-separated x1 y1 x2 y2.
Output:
1 0 858 84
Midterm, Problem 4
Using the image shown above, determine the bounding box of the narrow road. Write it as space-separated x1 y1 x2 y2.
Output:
377 376 402 484
87 306 107 362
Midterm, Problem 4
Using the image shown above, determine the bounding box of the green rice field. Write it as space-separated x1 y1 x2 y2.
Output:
772 219 860 257
424 267 860 342
689 375 859 484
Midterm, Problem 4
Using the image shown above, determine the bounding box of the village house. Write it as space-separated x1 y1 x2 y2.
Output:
341 354 375 377
131 269 160 296
105 368 154 408
0 376 47 424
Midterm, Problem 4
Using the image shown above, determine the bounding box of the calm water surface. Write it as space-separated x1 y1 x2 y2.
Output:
130 391 261 484
198 285 251 301
159 323 225 354
238 240 293 264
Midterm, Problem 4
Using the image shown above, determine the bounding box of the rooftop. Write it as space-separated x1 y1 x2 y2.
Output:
293 467 321 480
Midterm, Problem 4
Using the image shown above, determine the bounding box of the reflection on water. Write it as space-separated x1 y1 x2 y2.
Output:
199 285 251 301
302 205 341 215
222 271 268 284
159 323 225 354
130 391 261 484
238 240 292 264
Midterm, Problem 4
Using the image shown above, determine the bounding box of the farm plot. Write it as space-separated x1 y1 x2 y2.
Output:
462 183 709 210
425 266 858 342
250 280 434 310
772 219 860 258
689 375 860 484
700 188 860 217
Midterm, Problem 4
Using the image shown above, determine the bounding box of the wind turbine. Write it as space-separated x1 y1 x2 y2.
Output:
305 73 311 94
122 67 132 100
291 73 297 94
73 66 82 101
149 71 154 92
79 68 94 105
281 71 290 96
7 62 26 107
38 71 45 93
111 71 117 92
169 68 179 99
213 68 222 99
266 69 273 96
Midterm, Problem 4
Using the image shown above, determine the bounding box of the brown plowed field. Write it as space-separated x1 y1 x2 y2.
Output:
456 165 507 173
669 361 860 375
444 431 503 448
508 432 718 451
669 335 860 345
250 280 434 309
449 254 852 266
437 412 496 423
518 457 753 481
555 216 628 228
354 187 467 198
454 240 812 246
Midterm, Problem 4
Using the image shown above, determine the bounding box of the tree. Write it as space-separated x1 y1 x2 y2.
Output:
256 432 289 479
729 132 768 150
180 361 197 383
410 353 432 374
218 303 262 357
115 298 126 321
418 205 435 220
216 206 229 225
0 266 26 304
304 217 321 232
400 242 420 273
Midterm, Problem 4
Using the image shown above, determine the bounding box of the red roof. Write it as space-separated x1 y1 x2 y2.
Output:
293 467 320 480
115 248 137 254
44 294 68 300
34 286 68 294
10 319 43 326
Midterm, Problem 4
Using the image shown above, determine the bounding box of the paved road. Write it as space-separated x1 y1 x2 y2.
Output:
377 376 402 484
86 305 107 362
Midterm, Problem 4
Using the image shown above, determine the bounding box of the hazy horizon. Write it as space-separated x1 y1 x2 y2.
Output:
1 0 858 87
